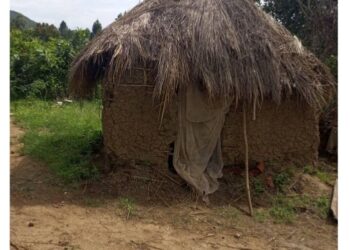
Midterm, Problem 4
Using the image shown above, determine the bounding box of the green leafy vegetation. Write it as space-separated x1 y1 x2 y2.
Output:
216 205 240 220
10 28 90 100
315 171 332 185
12 99 102 182
254 209 269 223
214 205 243 228
273 169 294 193
314 196 331 219
10 11 99 100
303 165 314 174
91 20 102 39
252 178 265 195
303 165 335 185
268 194 331 223
269 195 296 223
118 197 136 220
256 1 337 81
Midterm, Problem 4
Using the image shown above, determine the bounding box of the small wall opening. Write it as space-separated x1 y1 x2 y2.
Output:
167 141 176 174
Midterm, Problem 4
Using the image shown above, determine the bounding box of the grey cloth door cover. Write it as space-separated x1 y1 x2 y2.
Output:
173 84 232 197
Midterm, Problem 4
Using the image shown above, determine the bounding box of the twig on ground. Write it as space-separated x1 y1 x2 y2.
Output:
155 193 171 207
285 230 297 240
288 173 303 191
148 165 182 186
267 236 277 245
132 176 164 183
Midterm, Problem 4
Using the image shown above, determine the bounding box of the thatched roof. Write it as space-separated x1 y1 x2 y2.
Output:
69 0 335 107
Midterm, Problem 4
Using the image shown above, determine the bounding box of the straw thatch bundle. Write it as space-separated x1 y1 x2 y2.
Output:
69 0 335 107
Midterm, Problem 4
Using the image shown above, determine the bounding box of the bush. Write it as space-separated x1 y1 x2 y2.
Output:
10 28 90 100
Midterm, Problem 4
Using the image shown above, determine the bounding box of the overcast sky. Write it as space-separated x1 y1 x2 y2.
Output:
10 0 141 29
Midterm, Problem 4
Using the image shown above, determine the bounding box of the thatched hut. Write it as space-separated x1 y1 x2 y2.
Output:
69 0 335 195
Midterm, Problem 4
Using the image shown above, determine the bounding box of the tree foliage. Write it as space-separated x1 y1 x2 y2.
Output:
91 20 102 39
10 26 91 99
262 0 337 77
59 21 70 38
32 23 60 41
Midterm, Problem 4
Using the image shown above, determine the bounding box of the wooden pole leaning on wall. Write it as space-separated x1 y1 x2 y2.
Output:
243 103 254 216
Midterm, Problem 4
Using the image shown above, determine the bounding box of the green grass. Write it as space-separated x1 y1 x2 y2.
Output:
252 178 265 195
268 194 330 223
11 99 102 182
254 209 269 223
215 205 242 227
313 196 330 219
315 171 333 185
303 165 335 185
118 197 136 219
303 165 314 174
273 171 293 192
269 195 296 223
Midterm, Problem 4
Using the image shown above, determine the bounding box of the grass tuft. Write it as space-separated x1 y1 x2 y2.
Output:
252 178 265 195
314 196 330 219
315 171 332 185
118 197 136 219
254 209 269 223
269 195 296 223
216 205 240 221
11 99 102 182
273 168 294 193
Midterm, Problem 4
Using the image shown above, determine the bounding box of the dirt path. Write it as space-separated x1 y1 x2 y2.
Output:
10 120 337 250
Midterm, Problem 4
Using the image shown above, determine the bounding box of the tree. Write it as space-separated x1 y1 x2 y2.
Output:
91 20 102 39
10 29 75 99
33 23 60 41
263 0 337 61
262 0 337 78
71 29 91 51
59 21 69 38
116 13 123 20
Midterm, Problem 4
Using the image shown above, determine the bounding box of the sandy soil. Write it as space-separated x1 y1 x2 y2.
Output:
10 120 337 250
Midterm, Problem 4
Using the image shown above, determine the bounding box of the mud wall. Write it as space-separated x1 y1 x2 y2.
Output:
103 78 319 169
222 101 319 166
103 85 177 167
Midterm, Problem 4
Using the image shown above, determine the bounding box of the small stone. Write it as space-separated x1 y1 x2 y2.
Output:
234 233 241 239
58 240 69 246
28 222 34 227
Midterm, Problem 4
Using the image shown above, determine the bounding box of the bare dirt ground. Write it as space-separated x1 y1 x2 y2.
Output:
10 120 337 250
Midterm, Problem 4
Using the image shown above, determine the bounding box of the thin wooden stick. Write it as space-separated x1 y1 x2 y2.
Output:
148 165 182 186
252 96 257 121
243 103 254 216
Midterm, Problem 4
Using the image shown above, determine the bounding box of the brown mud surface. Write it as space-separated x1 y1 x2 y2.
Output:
10 120 337 250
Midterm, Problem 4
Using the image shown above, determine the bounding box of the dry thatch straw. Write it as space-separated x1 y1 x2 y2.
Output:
69 0 336 108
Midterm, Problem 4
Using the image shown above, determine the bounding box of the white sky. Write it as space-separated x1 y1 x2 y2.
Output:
10 0 142 29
